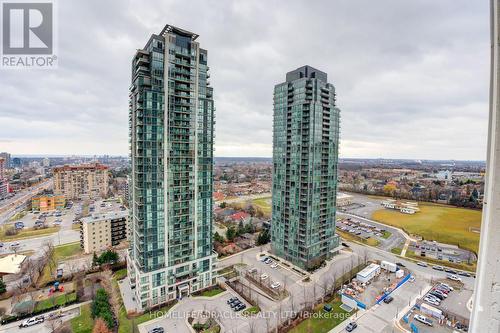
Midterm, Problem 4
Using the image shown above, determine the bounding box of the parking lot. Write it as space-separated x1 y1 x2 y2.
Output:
403 279 471 333
410 240 477 264
0 197 125 255
336 215 406 252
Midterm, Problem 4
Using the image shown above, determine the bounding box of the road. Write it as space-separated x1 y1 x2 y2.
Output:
0 180 52 224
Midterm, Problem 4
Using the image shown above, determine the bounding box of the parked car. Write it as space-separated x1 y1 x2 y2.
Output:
458 271 472 277
414 314 433 326
447 274 462 282
396 262 406 268
230 300 242 308
445 268 457 274
440 282 454 290
234 303 246 311
417 262 428 267
260 273 268 280
424 297 440 306
432 265 444 271
383 296 394 304
19 316 44 328
434 286 450 295
227 297 238 304
149 327 164 333
247 267 257 274
346 322 358 332
270 263 278 269
271 281 281 289
429 291 445 300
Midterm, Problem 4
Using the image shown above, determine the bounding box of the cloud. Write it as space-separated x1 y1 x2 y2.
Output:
0 0 489 160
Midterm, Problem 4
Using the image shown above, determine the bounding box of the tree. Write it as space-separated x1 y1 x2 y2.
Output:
226 227 237 242
0 279 6 294
237 220 245 236
256 229 270 245
213 231 224 244
92 289 114 329
92 252 99 267
219 202 227 209
92 318 112 333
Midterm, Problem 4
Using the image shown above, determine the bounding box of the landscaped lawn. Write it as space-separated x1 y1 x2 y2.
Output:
391 247 402 255
289 300 351 333
371 203 481 253
242 305 261 316
252 196 272 217
54 242 81 260
35 292 77 312
336 230 379 247
0 225 60 241
37 242 82 286
197 286 225 297
114 268 127 280
71 303 94 333
381 231 392 239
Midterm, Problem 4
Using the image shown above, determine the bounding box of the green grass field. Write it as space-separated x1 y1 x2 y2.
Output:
289 300 351 333
252 197 272 217
196 286 225 297
371 203 481 254
71 303 94 333
37 242 82 286
0 225 60 241
34 292 77 312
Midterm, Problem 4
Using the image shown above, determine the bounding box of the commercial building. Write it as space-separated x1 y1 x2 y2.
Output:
53 163 109 200
32 195 66 212
80 211 128 254
271 65 341 270
127 24 217 310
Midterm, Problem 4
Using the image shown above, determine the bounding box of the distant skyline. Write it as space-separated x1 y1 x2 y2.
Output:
0 0 490 160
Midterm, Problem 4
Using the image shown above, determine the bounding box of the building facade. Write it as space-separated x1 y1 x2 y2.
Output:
127 24 217 310
53 163 109 200
32 195 66 212
0 153 10 169
0 157 8 199
271 66 341 270
80 211 128 254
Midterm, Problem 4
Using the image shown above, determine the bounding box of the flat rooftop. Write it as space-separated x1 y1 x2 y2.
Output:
81 211 127 224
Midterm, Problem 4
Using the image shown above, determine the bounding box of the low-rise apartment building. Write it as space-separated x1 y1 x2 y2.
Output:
32 195 66 212
54 163 109 200
80 211 128 254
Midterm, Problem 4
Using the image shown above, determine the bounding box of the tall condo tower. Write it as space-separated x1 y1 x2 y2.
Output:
271 66 341 270
128 25 216 310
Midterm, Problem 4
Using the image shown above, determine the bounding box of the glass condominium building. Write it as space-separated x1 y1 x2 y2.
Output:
127 25 217 310
271 66 340 270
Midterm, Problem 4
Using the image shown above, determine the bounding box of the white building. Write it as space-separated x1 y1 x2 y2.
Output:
356 263 381 284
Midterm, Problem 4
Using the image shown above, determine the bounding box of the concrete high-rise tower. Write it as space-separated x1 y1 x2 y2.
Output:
127 25 216 310
271 66 341 270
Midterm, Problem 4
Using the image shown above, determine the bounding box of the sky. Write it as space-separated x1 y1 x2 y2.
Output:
0 0 490 160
